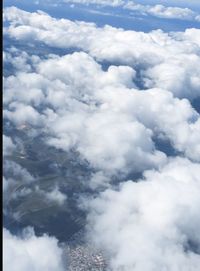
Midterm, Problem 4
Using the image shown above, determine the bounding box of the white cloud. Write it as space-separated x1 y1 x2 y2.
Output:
3 160 34 204
86 157 200 271
3 51 168 179
124 2 198 21
36 186 67 205
62 0 200 21
195 15 200 22
3 47 200 183
3 227 65 271
183 28 200 47
3 135 16 156
3 7 200 100
102 87 200 161
36 53 169 175
64 0 125 7
77 110 166 174
3 49 32 73
3 6 200 270
4 160 34 184
3 102 43 126
3 72 45 107
144 53 200 99
148 4 196 20
45 188 67 205
37 53 200 163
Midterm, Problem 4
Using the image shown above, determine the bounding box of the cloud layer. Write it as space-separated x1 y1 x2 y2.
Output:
3 7 200 99
86 158 200 271
63 0 200 21
3 6 200 271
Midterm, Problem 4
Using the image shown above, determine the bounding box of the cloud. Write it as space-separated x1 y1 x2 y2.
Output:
3 227 65 271
99 86 200 161
63 0 200 21
148 4 196 20
3 102 43 127
3 72 45 107
3 135 16 156
3 48 32 73
3 6 200 270
3 50 168 181
124 2 198 21
144 53 200 100
3 43 200 185
3 160 34 207
195 15 200 22
86 157 200 271
64 0 125 7
4 160 34 185
3 7 200 101
37 186 67 205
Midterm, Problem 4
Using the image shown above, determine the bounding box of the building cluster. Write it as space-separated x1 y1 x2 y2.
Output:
67 245 107 271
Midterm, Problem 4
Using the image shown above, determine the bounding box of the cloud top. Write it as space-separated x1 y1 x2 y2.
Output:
3 228 65 271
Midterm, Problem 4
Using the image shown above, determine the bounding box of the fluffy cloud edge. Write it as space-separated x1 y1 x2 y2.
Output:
3 227 65 271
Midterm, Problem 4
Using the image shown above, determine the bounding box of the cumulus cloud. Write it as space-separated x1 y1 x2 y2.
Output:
86 158 200 271
36 186 67 205
3 72 45 107
64 0 125 7
63 0 199 21
195 15 200 22
4 49 200 166
3 40 200 185
148 4 196 20
107 87 200 161
3 50 165 175
124 2 198 21
3 49 32 73
3 7 200 270
144 53 200 99
3 227 65 271
3 102 44 127
3 7 200 100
